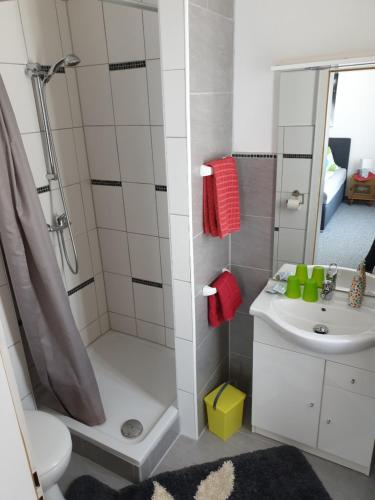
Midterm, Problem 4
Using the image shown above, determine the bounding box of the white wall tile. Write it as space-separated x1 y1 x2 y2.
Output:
80 180 97 231
163 284 174 328
143 10 160 60
163 70 186 137
284 126 314 155
175 338 194 393
45 74 73 130
68 0 108 66
281 158 312 193
88 229 102 275
111 68 150 125
103 3 145 62
0 1 27 63
170 215 190 281
92 185 126 230
98 228 131 276
123 183 158 235
160 238 172 284
100 312 110 334
52 129 80 186
8 342 32 400
73 128 90 181
177 389 196 439
166 328 175 349
133 283 164 324
80 319 101 347
63 232 93 290
0 285 20 347
0 64 39 134
279 192 309 230
85 126 120 181
278 228 306 263
128 233 162 282
151 126 166 185
279 71 317 126
173 280 193 341
104 273 134 316
55 0 73 55
64 184 87 236
109 312 137 336
94 273 107 316
69 283 98 330
22 133 47 188
77 65 114 126
117 126 154 183
156 190 169 238
18 0 62 64
159 0 185 70
65 69 83 128
137 320 166 345
165 138 189 215
147 59 164 125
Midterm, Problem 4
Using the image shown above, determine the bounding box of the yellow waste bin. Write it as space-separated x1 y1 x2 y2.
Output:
204 383 246 441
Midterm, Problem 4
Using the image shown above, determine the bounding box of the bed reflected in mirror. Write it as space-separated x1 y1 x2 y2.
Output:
315 69 375 274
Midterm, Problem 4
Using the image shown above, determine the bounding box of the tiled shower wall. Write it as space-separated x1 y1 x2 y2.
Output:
189 0 234 435
0 0 107 408
69 0 174 348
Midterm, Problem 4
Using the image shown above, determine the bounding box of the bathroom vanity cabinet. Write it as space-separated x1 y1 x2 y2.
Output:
252 318 375 475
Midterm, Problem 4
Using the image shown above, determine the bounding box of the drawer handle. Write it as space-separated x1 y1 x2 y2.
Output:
308 402 314 407
326 419 332 424
350 379 356 384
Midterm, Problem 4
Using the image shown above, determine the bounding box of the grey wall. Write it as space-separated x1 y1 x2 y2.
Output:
230 155 276 413
189 0 235 434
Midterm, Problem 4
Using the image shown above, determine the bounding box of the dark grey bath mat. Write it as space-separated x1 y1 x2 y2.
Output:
66 445 331 500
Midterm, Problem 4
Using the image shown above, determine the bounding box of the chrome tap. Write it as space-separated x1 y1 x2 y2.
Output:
321 263 337 301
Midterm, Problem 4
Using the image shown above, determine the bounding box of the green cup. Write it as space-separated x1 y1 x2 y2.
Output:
311 266 325 288
303 278 318 302
295 264 308 285
286 275 301 299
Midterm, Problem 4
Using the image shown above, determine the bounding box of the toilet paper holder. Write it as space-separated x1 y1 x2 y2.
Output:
286 190 304 208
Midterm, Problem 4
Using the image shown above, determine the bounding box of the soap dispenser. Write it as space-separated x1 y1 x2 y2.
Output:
358 259 367 294
348 271 363 309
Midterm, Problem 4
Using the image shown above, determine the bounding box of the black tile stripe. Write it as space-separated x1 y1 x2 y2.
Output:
91 180 122 187
68 277 95 296
155 185 167 192
37 185 51 194
283 154 312 159
233 153 277 159
40 65 65 74
274 227 279 232
109 61 146 71
132 277 163 289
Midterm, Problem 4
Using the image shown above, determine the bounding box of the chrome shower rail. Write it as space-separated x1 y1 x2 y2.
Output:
26 57 80 275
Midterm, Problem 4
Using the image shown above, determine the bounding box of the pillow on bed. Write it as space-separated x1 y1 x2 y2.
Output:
325 146 339 171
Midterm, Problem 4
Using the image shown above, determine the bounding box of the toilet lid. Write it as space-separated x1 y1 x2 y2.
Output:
24 410 72 476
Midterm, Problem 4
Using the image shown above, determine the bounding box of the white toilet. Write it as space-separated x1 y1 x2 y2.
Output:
24 410 72 500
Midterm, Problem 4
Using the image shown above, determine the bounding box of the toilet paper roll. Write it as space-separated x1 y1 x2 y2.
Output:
286 198 300 210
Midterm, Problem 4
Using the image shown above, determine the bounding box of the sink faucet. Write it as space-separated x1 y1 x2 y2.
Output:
321 263 337 301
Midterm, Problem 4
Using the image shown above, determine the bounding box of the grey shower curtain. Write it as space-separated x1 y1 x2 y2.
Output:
0 75 105 426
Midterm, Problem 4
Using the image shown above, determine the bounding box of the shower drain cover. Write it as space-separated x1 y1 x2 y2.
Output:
121 419 143 439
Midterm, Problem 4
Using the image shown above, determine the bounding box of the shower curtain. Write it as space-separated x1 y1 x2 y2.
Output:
0 75 105 426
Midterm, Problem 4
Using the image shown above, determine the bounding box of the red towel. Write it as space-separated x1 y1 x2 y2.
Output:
203 156 240 238
208 271 242 327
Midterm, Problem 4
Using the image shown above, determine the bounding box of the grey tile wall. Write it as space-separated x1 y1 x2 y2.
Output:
229 156 277 403
189 1 234 434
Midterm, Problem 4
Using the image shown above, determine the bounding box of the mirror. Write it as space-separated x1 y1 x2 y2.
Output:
315 69 375 273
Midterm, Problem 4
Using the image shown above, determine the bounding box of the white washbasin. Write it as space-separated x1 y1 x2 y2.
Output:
250 265 375 354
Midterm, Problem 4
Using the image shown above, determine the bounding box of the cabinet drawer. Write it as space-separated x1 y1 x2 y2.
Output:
325 362 375 399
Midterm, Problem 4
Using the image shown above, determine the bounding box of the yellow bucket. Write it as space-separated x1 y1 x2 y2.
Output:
204 383 246 441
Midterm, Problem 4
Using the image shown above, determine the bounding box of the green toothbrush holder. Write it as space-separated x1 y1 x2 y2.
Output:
311 266 325 288
286 276 301 299
295 264 308 285
303 278 319 302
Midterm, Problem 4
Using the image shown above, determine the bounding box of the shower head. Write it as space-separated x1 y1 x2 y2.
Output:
43 54 81 84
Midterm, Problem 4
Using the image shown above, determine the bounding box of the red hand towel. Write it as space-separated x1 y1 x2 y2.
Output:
208 271 242 327
203 156 240 238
